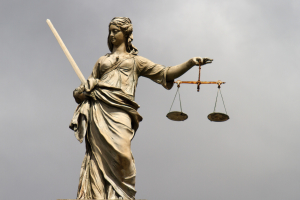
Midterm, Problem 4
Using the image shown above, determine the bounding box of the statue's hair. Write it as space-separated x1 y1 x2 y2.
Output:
107 17 138 55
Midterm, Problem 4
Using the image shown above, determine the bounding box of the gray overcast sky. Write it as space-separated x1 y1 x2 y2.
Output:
1 0 300 199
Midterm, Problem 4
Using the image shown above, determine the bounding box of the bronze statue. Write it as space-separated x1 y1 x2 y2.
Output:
50 17 213 199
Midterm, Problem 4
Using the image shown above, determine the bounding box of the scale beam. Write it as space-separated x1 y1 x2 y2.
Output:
167 62 229 122
174 80 226 85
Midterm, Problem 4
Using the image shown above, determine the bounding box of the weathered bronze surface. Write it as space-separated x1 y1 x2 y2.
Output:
166 111 188 121
207 112 229 122
48 16 214 199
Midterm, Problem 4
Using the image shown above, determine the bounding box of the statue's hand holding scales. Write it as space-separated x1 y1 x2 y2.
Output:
166 57 213 81
192 57 213 65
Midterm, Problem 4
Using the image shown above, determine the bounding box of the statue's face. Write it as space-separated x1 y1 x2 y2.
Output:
109 24 125 46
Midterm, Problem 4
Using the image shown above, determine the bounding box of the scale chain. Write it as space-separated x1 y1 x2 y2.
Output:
219 89 228 114
213 88 228 114
169 87 184 113
178 88 183 113
213 88 219 113
169 87 179 112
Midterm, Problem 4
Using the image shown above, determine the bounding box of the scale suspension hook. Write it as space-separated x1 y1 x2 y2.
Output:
216 80 223 88
175 80 182 88
197 62 201 92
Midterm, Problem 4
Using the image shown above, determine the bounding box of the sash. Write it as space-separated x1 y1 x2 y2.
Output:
101 54 135 76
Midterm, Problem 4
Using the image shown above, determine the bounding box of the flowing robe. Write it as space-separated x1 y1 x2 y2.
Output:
70 54 173 199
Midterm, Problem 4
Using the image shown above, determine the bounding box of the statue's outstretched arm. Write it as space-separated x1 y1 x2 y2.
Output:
166 57 213 81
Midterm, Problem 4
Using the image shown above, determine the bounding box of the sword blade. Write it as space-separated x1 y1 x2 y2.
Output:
46 19 86 84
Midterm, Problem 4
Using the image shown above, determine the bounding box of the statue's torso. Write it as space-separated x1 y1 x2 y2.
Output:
90 54 172 101
99 55 138 100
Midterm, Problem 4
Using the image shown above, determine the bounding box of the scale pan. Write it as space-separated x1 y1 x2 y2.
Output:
167 111 188 121
207 112 229 122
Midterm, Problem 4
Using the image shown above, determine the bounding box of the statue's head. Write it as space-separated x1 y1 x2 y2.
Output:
108 17 138 55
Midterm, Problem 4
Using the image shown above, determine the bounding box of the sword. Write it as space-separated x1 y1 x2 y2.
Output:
46 19 86 84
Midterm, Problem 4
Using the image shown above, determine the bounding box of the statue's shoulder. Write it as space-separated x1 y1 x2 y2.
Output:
133 55 152 64
96 55 109 65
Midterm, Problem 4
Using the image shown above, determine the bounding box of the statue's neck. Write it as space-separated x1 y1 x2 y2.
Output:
112 43 127 56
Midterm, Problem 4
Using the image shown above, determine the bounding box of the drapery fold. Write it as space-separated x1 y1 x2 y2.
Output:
70 81 142 143
69 82 142 199
69 55 174 199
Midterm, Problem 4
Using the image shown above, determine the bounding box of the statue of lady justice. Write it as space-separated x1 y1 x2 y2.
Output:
70 17 213 199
